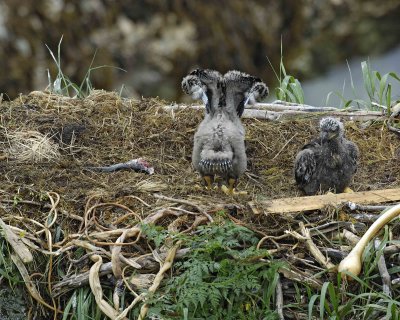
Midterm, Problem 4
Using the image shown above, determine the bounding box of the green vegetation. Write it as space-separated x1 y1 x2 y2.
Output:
267 42 305 104
305 228 400 320
0 238 26 319
46 36 125 98
139 220 283 320
326 59 400 110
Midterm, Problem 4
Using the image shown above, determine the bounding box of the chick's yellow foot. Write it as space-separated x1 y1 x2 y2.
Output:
343 187 354 193
221 185 247 195
203 175 213 190
221 178 247 196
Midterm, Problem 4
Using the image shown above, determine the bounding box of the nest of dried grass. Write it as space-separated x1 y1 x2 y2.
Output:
6 130 60 162
0 90 400 318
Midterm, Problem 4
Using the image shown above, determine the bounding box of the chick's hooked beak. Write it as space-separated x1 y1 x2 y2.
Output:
322 131 339 141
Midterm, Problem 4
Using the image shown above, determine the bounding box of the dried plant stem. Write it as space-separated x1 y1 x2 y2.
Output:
0 216 33 263
137 241 181 320
114 241 182 320
89 254 123 319
154 194 213 222
11 253 61 313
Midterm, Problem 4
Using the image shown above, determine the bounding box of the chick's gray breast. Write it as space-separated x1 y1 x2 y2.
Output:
294 118 359 195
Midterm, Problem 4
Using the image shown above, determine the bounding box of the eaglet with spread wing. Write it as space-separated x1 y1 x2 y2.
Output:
182 69 268 194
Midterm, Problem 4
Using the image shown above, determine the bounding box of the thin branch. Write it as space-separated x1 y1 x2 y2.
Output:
299 222 336 271
374 239 392 297
275 275 285 320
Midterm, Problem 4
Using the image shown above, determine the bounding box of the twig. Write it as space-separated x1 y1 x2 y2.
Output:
374 239 392 297
52 248 191 297
123 195 151 208
278 265 322 289
298 222 336 271
346 201 393 212
383 244 400 255
331 229 360 246
275 275 285 320
271 133 297 160
347 213 379 223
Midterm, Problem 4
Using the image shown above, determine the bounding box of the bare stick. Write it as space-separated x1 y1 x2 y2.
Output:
346 201 394 212
52 248 191 297
347 213 380 223
374 239 392 297
275 275 285 320
299 222 336 271
163 104 385 121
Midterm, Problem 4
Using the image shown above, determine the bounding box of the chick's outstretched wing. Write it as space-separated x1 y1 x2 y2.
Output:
224 70 268 117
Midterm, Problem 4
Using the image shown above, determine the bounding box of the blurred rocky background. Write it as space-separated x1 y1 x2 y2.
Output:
1 0 400 103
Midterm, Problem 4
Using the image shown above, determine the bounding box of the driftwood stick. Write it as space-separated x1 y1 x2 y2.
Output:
374 239 392 297
248 101 339 112
330 229 361 247
346 202 394 212
255 188 400 214
278 265 322 289
383 244 400 255
163 104 385 121
321 248 347 262
387 119 400 135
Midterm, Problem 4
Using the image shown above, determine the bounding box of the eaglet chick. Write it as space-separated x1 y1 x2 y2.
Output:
294 117 359 195
182 69 268 194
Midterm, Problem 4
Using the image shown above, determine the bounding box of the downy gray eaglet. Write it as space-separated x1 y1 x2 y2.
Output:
294 117 359 195
182 69 268 194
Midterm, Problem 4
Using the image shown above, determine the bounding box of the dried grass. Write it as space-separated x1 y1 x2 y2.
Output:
6 130 60 162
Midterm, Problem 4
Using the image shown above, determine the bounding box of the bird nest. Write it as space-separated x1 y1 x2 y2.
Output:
5 130 60 162
0 90 400 318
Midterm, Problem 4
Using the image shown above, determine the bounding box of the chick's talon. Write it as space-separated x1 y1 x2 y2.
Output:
221 184 247 196
203 175 213 190
343 187 354 193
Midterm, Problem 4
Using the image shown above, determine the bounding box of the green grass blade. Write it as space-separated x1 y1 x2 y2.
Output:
388 72 400 82
308 294 319 320
319 282 332 318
